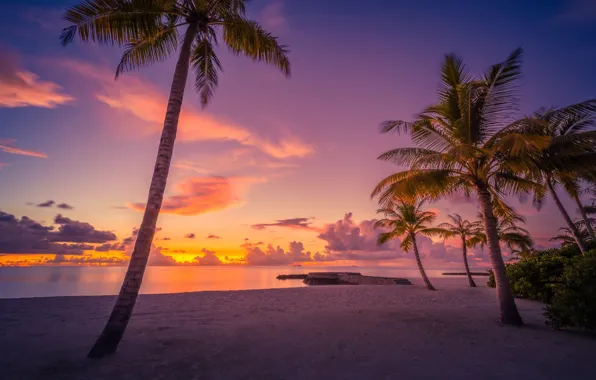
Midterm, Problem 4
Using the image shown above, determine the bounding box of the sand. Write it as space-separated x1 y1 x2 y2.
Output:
0 277 594 380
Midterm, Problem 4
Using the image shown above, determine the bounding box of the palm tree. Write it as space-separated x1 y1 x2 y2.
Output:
436 214 484 287
371 48 548 325
375 198 443 291
61 0 290 358
516 102 596 252
470 216 534 259
551 222 591 248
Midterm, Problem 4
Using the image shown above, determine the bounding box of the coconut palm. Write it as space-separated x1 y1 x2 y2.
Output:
470 216 534 258
436 214 484 287
515 102 596 252
551 217 593 247
371 48 549 325
61 0 290 358
375 198 443 291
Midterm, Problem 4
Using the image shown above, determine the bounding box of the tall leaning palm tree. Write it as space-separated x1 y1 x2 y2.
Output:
61 0 290 358
372 48 548 325
436 214 483 287
375 198 442 291
516 102 596 252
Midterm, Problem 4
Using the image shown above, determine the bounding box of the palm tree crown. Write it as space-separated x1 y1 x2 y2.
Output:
375 199 442 251
61 0 290 106
435 213 484 287
515 101 596 250
371 48 541 325
375 198 440 291
436 214 483 244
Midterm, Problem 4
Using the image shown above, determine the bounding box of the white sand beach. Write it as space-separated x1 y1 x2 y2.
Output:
1 277 594 380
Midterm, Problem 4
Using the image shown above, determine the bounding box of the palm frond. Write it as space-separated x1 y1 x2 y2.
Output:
223 16 290 76
115 21 179 77
61 0 180 46
479 47 523 135
191 37 222 107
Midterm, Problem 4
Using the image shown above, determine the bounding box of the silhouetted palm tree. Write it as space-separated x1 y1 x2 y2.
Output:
436 214 483 287
372 48 547 325
61 0 290 358
514 102 596 252
375 198 443 291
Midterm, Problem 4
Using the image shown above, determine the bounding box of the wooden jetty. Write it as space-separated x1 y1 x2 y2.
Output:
276 274 308 280
276 272 412 286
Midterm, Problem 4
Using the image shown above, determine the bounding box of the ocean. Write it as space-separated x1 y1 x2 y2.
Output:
0 266 457 299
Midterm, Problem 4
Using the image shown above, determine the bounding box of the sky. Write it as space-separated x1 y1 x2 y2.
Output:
1 0 595 268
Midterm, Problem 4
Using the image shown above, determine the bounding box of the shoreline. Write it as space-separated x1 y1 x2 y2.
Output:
1 277 594 380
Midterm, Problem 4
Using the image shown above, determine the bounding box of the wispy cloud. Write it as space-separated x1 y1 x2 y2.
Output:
0 49 73 108
59 59 313 159
185 233 196 239
251 217 316 230
0 139 47 158
128 176 265 216
37 200 55 208
57 203 74 210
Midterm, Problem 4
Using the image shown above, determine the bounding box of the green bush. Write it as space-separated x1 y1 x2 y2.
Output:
545 252 596 330
486 247 580 302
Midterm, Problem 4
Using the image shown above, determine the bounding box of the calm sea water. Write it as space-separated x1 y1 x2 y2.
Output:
0 266 452 299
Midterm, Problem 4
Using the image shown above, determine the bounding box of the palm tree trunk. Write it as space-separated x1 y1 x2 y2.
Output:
461 236 476 287
411 232 436 291
573 193 596 242
547 179 586 253
476 185 523 325
87 23 200 359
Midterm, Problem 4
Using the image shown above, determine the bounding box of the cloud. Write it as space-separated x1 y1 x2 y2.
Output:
37 200 55 208
317 213 397 253
0 163 7 170
207 234 221 239
53 214 117 243
0 49 73 108
147 246 178 266
0 211 115 254
251 217 315 230
161 237 171 241
129 176 263 216
31 200 74 209
558 0 596 22
260 2 288 33
46 254 127 266
95 242 126 252
0 139 47 158
174 148 300 176
242 240 321 265
185 233 196 239
59 59 312 159
193 248 223 266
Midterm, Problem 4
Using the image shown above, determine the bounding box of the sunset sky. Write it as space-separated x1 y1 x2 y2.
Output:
1 0 595 268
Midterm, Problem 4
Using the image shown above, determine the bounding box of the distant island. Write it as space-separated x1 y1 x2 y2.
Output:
442 272 490 276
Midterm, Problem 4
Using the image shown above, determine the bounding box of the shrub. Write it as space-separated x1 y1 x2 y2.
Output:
545 252 596 330
486 247 580 302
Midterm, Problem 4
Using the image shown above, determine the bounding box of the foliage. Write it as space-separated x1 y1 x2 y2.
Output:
375 198 442 251
436 213 484 246
486 246 580 302
61 0 290 107
371 48 548 219
546 251 596 330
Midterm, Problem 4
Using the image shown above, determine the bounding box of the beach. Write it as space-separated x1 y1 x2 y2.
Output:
1 277 594 380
